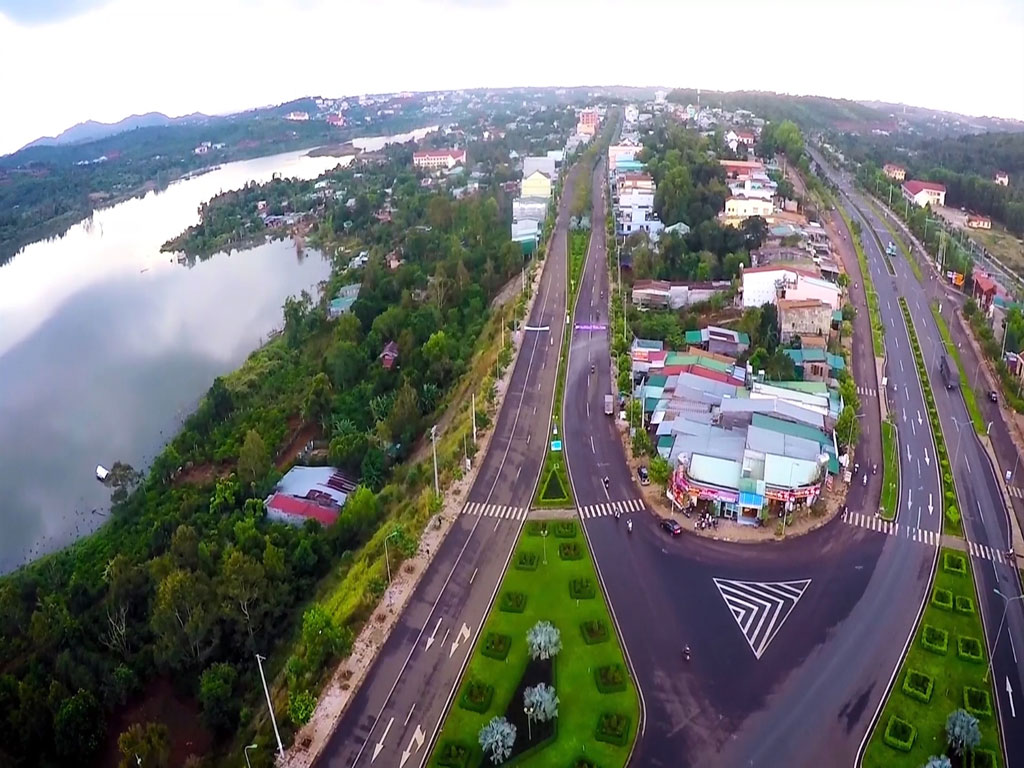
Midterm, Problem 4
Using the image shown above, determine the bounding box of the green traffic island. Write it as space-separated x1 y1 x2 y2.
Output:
428 520 638 768
880 420 900 521
862 546 1003 767
836 204 885 356
535 454 573 508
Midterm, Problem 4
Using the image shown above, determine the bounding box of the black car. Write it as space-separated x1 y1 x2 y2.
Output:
989 390 999 403
637 466 650 485
659 517 682 536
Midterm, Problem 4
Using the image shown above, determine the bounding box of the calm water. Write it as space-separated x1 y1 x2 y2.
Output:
0 145 399 572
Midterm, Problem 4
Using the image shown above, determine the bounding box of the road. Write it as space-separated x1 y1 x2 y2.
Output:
315 158 586 768
556 152 937 766
818 153 1024 764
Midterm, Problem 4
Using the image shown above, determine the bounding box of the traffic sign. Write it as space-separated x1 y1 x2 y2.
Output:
551 440 562 452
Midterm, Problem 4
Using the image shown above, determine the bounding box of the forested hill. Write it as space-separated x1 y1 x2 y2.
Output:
667 89 886 129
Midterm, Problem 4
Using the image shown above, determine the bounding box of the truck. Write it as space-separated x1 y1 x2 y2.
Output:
940 354 960 390
604 394 614 416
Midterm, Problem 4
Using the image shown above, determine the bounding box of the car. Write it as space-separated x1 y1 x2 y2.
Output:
989 390 999 403
659 517 682 536
637 466 650 485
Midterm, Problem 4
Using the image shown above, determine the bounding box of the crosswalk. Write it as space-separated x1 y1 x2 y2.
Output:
460 502 528 521
841 510 1006 563
579 498 646 518
857 386 877 397
1008 486 1024 499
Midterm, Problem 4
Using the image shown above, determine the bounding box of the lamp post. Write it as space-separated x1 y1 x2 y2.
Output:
244 744 258 768
430 425 439 496
255 654 285 758
524 705 535 741
541 528 549 565
985 588 1024 682
383 529 402 585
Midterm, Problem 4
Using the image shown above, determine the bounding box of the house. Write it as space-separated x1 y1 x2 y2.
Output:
379 340 400 370
512 218 540 254
995 171 1009 186
902 180 946 208
617 172 655 195
784 347 846 382
193 141 212 155
285 111 310 121
608 142 640 173
513 197 548 223
386 250 404 270
720 159 765 181
264 466 355 527
326 114 346 127
777 299 834 342
741 265 841 310
523 155 557 181
521 170 552 199
632 280 730 310
728 179 775 202
413 149 467 170
329 283 361 318
577 108 599 136
662 221 691 237
973 271 998 311
721 196 774 225
684 326 750 357
883 163 906 181
966 214 992 230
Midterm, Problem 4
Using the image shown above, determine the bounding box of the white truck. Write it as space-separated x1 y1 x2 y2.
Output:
604 394 614 416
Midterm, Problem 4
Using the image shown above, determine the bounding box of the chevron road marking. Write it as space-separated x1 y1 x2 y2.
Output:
713 578 811 660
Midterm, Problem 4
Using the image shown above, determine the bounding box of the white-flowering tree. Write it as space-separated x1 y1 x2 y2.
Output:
526 620 562 661
924 756 951 768
523 683 559 723
478 716 516 765
945 708 981 757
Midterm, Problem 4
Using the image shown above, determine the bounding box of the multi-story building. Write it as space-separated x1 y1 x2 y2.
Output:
413 149 467 170
741 265 841 310
577 108 599 136
521 170 552 199
721 196 774 225
777 298 835 342
901 179 946 208
883 163 906 181
995 171 1009 186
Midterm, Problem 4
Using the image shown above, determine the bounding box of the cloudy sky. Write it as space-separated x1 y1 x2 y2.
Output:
1 0 1022 155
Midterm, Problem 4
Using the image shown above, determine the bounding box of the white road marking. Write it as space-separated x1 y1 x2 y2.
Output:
713 578 811 660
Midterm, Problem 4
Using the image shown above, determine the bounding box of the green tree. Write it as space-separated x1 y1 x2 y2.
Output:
117 721 170 768
170 524 200 570
237 428 270 487
221 549 266 642
303 372 333 432
199 663 239 733
835 405 859 450
151 569 213 668
289 689 317 726
741 215 769 250
301 604 341 673
386 380 420 444
648 455 672 487
54 689 104 759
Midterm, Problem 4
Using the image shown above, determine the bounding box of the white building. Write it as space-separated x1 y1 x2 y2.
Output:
901 180 946 208
741 266 842 310
513 197 548 223
413 149 467 170
722 196 774 224
285 111 310 121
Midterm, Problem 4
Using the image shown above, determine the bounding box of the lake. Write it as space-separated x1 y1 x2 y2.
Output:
0 138 419 572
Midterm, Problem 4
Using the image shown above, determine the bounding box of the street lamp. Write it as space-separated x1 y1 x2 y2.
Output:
254 654 285 758
541 528 549 565
524 705 535 741
985 588 1024 682
383 529 402 585
244 744 258 768
430 425 439 496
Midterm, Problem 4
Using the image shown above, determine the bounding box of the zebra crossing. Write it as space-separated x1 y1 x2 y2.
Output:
579 498 646 518
1008 486 1024 499
460 502 528 521
841 510 1006 563
857 386 877 397
966 539 1008 564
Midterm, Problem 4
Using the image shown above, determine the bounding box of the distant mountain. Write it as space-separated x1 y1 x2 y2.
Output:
20 112 210 151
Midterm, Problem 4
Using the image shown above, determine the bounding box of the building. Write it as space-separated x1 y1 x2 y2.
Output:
902 180 946 208
285 111 310 121
521 170 552 199
721 196 774 225
264 466 355 527
512 218 540 254
413 149 467 170
513 197 548 223
577 108 599 136
608 142 641 173
720 159 765 181
966 214 992 230
741 265 841 310
326 114 346 127
995 171 1009 186
883 163 906 181
379 340 400 370
631 280 730 309
777 298 835 342
784 347 845 382
329 283 361 318
193 141 212 155
617 173 655 194
684 326 750 357
973 271 998 311
728 179 775 202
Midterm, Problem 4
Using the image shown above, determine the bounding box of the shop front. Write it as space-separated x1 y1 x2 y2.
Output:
668 471 740 519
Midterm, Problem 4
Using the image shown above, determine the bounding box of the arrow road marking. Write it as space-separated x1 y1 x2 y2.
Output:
928 493 933 515
449 622 470 658
907 444 912 461
1007 677 1016 718
425 617 442 651
713 578 811 659
917 410 923 425
924 448 930 467
400 725 426 767
372 717 394 762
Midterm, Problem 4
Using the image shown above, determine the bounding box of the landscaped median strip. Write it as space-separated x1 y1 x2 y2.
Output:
880 420 900 521
836 202 885 357
931 301 987 436
427 519 639 768
862 548 1003 767
862 192 926 284
898 297 964 538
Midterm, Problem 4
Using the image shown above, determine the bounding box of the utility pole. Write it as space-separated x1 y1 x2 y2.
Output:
430 425 440 495
471 393 477 444
255 654 285 758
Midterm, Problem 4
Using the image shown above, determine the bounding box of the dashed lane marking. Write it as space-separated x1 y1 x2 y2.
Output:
713 578 811 660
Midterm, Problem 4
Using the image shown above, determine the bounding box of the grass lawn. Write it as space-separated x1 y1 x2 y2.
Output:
863 548 1002 767
880 420 900 521
428 519 639 768
931 302 987 436
970 224 1024 281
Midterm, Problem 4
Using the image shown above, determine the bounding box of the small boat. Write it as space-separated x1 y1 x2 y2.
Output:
96 465 110 482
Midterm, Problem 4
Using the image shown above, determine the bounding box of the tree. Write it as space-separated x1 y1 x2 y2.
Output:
199 663 239 733
835 405 859 451
301 604 341 673
221 549 266 642
386 380 420 444
117 722 170 768
478 716 516 765
526 620 562 661
150 569 213 667
171 524 200 570
924 757 952 768
238 428 270 487
523 682 559 723
303 372 333 432
741 215 769 250
649 455 672 487
289 689 317 726
945 708 981 757
54 689 104 759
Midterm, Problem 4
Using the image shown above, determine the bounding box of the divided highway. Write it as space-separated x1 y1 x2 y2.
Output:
316 159 585 768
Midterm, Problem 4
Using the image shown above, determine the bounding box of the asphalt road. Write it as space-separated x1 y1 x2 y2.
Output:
817 154 1024 764
315 159 585 768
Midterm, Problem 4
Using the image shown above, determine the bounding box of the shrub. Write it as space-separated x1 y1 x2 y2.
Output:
943 472 954 487
883 715 916 752
436 741 471 768
500 591 527 613
921 624 949 655
964 687 993 718
946 505 961 526
580 619 609 644
569 577 596 599
943 552 967 575
932 588 954 611
553 521 577 538
572 760 599 768
526 521 549 537
971 749 998 768
595 712 631 747
594 664 628 694
459 680 494 713
559 542 582 560
516 550 539 571
288 689 316 726
954 595 975 614
481 632 511 660
902 669 934 704
957 636 984 663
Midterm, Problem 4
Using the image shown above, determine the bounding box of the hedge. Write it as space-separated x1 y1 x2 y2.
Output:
883 715 916 752
964 686 993 718
955 595 977 614
458 680 494 713
901 669 934 704
943 551 968 575
921 624 949 655
958 635 985 663
569 577 596 599
500 591 527 613
932 587 954 611
594 712 631 747
481 632 511 661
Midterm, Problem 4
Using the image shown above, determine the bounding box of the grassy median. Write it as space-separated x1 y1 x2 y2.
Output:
862 548 1002 767
428 519 639 768
880 420 900 521
931 302 987 436
863 193 926 284
837 204 885 357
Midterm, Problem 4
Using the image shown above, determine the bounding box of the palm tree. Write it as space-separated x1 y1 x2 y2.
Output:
526 620 562 661
924 756 951 768
945 708 981 757
478 716 516 765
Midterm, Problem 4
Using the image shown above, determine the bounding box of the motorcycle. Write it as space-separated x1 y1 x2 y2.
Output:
873 464 878 475
683 646 691 662
603 476 610 489
615 509 620 521
627 519 633 533
862 473 868 487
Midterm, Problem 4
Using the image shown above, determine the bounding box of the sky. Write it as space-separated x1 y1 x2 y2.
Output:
1 0 1022 155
